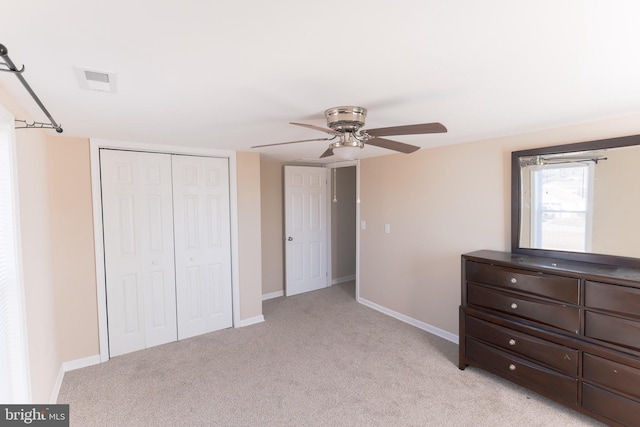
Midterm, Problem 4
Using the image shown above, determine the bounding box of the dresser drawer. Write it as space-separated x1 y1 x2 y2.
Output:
585 311 640 352
468 284 580 333
585 281 640 320
465 316 578 375
582 383 640 427
583 353 640 400
465 338 577 404
466 261 579 304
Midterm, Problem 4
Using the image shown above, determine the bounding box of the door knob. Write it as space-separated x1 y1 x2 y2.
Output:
287 236 293 241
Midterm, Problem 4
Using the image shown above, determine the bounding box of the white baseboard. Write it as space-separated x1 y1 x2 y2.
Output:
331 274 356 285
357 297 459 345
50 354 101 403
262 290 284 301
236 315 265 327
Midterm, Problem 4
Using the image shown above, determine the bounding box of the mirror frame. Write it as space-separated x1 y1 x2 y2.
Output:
511 133 640 268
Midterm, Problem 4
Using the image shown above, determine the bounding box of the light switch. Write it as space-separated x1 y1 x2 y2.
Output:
385 223 391 234
361 220 366 230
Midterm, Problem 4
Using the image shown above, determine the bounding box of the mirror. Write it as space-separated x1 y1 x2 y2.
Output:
512 134 640 268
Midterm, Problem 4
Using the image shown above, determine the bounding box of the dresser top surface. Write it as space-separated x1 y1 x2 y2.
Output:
464 250 640 284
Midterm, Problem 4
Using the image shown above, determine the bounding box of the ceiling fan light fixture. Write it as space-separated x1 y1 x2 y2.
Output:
333 145 361 160
331 139 363 160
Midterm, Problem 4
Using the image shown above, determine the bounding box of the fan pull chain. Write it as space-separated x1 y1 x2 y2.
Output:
356 159 361 204
332 167 338 203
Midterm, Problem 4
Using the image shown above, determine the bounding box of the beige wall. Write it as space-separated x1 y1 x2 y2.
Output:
16 132 61 403
1 83 62 402
47 136 99 361
236 151 264 319
359 112 640 337
592 145 640 258
331 166 357 281
260 160 284 295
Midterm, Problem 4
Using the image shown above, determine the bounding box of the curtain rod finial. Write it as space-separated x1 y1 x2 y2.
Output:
0 44 7 56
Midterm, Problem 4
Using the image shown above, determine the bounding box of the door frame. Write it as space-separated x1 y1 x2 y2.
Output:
90 138 241 362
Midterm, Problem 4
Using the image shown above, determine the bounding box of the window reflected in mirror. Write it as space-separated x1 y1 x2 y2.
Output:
517 145 640 259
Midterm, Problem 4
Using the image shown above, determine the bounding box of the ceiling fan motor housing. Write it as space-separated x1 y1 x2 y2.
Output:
325 106 367 132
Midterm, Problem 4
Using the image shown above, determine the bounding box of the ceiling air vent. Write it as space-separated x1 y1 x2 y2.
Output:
74 67 117 93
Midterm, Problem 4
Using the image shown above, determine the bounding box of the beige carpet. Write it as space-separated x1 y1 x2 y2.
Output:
58 282 603 426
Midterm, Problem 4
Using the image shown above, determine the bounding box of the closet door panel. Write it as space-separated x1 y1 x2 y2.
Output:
172 155 232 339
100 150 178 356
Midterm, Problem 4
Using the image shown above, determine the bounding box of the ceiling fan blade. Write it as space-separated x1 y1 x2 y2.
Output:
366 137 420 154
366 122 447 137
251 137 332 148
320 147 334 158
290 122 342 136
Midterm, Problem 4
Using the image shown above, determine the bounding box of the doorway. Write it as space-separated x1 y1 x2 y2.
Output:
261 160 359 301
284 162 358 296
329 165 357 287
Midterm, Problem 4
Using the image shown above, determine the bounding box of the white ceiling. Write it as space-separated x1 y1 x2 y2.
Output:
2 1 640 163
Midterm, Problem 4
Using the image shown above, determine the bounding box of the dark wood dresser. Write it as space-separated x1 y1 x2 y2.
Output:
459 250 640 427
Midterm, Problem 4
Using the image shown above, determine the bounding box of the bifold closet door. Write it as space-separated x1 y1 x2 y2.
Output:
100 150 178 357
172 155 232 339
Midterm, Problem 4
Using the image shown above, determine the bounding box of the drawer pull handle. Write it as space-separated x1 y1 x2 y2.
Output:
509 364 516 371
508 339 516 346
510 302 518 309
510 277 517 284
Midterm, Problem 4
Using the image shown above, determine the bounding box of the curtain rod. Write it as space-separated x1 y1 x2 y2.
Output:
0 43 63 133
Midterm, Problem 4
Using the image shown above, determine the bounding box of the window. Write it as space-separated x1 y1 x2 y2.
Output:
0 104 30 403
530 162 594 252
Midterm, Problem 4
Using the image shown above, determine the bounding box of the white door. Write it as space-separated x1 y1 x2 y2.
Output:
100 150 178 357
172 155 233 339
284 165 328 296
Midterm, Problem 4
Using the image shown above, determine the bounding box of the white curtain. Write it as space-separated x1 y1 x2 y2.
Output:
0 104 30 402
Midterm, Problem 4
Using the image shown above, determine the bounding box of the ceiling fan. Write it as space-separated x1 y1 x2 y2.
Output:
252 106 447 159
